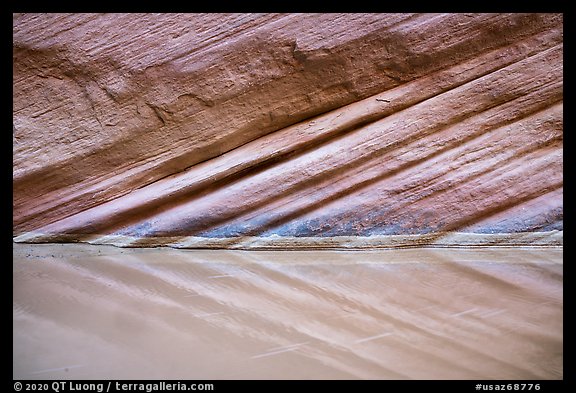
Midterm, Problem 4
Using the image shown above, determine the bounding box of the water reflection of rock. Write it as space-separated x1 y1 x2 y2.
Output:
13 244 562 380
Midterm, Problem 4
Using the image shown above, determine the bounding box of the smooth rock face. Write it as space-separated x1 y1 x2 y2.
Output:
13 13 563 248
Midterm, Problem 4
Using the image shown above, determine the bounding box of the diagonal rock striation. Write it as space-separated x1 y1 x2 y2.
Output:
13 13 563 249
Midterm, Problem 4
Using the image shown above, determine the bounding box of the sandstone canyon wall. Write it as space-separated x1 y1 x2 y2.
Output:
13 13 563 249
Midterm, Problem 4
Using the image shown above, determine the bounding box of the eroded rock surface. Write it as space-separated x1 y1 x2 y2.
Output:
13 13 563 248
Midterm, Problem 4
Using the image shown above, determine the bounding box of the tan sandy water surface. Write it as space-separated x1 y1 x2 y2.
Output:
13 243 562 380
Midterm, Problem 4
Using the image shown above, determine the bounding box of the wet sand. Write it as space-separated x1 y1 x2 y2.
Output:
13 243 562 380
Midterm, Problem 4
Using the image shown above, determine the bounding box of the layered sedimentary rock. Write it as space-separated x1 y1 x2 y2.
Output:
13 13 563 248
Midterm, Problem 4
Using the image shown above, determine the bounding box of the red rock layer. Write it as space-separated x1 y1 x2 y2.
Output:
13 13 563 247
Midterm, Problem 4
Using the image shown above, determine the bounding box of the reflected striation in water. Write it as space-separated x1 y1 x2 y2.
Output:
13 244 562 380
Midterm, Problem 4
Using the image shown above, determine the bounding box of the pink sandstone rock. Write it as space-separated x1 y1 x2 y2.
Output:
12 13 563 248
